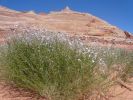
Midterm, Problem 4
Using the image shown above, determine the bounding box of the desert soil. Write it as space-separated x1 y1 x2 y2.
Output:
0 81 46 100
110 79 133 100
0 80 132 100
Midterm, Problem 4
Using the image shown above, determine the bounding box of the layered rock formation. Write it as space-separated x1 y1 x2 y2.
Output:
0 6 133 49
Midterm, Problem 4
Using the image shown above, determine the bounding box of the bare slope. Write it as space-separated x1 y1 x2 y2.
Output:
0 6 133 49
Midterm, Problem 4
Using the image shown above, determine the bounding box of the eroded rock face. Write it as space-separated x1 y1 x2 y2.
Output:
0 6 126 37
124 31 133 39
0 6 133 49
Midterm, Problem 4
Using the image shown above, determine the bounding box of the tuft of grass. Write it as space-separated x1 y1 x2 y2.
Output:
0 29 132 99
1 32 103 100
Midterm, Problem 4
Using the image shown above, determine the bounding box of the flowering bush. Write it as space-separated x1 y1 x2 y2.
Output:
0 25 132 99
1 30 103 100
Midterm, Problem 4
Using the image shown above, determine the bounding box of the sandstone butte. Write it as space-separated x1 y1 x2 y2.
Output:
0 6 133 49
0 6 133 100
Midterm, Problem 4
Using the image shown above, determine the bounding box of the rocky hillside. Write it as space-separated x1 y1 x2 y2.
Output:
0 6 133 49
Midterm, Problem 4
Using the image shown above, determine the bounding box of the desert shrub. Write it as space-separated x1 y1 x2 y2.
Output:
1 32 104 100
120 51 133 81
86 46 133 82
1 27 132 99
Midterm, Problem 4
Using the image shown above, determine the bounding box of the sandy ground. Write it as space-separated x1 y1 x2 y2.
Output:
110 79 133 100
0 81 46 100
0 80 132 100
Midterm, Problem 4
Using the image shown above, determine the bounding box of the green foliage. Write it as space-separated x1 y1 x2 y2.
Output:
1 34 98 100
0 31 133 99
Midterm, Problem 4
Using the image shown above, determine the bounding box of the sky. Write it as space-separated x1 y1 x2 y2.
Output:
0 0 132 33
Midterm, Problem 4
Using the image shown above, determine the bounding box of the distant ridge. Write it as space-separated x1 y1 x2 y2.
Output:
0 6 133 49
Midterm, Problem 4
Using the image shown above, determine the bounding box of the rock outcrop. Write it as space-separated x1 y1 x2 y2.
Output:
0 6 133 49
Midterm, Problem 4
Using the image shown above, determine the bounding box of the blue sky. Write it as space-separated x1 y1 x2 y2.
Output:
0 0 132 33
